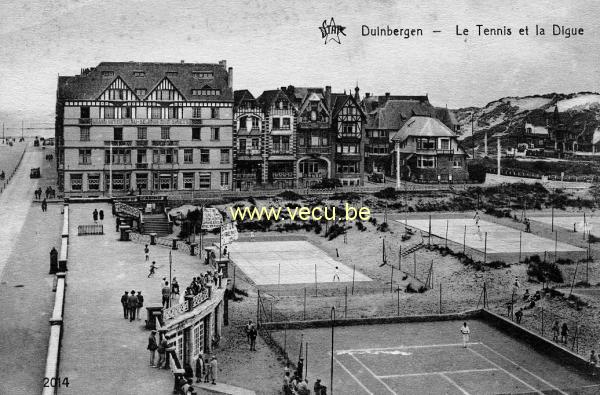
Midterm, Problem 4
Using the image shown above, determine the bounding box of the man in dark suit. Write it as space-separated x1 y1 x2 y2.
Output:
121 291 129 319
128 290 138 321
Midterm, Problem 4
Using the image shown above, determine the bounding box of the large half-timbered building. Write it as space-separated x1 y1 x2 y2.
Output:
55 61 234 195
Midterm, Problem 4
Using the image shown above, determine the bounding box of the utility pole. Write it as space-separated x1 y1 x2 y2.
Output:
472 114 475 159
109 142 113 198
21 120 24 139
497 137 501 176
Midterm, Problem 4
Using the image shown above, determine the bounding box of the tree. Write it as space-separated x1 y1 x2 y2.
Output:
468 162 487 183
590 182 600 207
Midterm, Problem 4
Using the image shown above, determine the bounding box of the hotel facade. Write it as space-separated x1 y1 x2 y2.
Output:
55 61 234 195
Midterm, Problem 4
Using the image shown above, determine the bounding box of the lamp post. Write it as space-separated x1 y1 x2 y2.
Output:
330 307 336 394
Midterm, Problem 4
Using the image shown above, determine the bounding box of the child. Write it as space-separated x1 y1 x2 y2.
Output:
148 261 157 278
144 244 150 262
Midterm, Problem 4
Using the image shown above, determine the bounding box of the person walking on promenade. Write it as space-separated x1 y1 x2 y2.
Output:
245 320 253 344
561 323 569 344
148 261 157 278
552 321 560 342
460 322 471 348
195 353 204 383
162 282 171 308
171 277 180 302
121 291 129 319
41 198 47 212
209 356 218 385
249 323 257 351
203 357 210 383
156 337 168 369
93 209 98 223
144 244 150 262
99 209 104 224
128 290 138 322
136 291 144 320
333 266 340 282
147 330 158 367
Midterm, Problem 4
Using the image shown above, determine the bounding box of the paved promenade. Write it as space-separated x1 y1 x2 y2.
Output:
0 146 62 394
60 203 216 394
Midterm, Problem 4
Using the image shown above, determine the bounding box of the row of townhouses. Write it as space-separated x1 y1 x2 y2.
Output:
55 61 468 194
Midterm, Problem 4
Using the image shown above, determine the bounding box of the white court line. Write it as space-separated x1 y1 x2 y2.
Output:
467 347 542 394
349 354 397 395
333 356 374 395
377 368 498 379
478 343 568 395
337 342 482 354
439 372 471 395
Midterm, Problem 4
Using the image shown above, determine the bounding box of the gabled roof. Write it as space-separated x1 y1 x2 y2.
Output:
257 89 295 112
369 100 436 130
58 61 233 102
391 116 456 142
234 89 257 106
363 94 430 114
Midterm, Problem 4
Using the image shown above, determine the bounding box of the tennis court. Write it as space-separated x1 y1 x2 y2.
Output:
533 215 600 235
228 240 371 286
401 218 584 255
271 319 600 394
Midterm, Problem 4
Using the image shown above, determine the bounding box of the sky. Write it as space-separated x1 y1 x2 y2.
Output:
0 0 598 130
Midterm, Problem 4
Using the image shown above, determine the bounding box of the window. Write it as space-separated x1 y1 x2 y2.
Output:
78 149 92 165
183 173 194 189
310 136 319 146
440 139 450 150
158 89 175 100
416 138 436 150
192 107 202 118
101 70 114 77
184 149 193 164
161 127 170 140
106 173 127 190
200 149 210 163
211 127 220 141
272 118 280 129
136 173 148 190
80 106 90 118
220 149 229 164
199 173 211 189
151 107 161 119
239 139 246 152
113 127 123 141
167 107 179 119
251 138 259 149
310 110 317 121
133 71 145 77
211 107 219 119
417 155 436 168
152 148 178 164
191 89 220 96
300 161 319 174
453 157 463 168
122 107 133 119
88 174 100 190
192 71 213 79
107 88 125 100
336 162 358 173
135 88 147 97
336 144 358 154
137 149 147 164
341 123 356 137
70 174 83 190
104 107 115 119
80 127 90 142
166 71 178 77
105 149 131 164
192 127 201 140
282 118 291 130
220 172 229 186
137 127 147 140
282 136 290 152
277 100 288 110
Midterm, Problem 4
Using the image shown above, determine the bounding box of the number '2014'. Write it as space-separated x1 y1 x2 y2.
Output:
43 377 69 387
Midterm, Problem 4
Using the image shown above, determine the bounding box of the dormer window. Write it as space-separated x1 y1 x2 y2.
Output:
133 71 145 77
192 88 220 96
278 100 288 110
135 88 146 97
166 71 178 77
310 111 317 121
102 70 114 77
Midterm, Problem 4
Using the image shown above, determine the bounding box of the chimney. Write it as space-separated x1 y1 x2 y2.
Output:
219 60 227 68
354 86 360 101
365 92 370 98
228 67 233 88
385 92 390 97
180 60 185 64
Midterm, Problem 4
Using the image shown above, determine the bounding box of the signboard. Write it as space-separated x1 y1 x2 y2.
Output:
201 208 222 230
221 222 239 245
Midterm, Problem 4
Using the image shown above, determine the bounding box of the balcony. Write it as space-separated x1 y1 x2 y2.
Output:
136 140 148 146
237 127 261 136
298 146 331 155
271 150 293 156
299 172 324 179
79 118 91 125
272 172 294 179
151 140 179 146
237 149 262 160
237 173 258 180
191 118 203 125
135 163 148 169
436 149 454 155
63 118 197 126
271 126 292 134
104 140 132 146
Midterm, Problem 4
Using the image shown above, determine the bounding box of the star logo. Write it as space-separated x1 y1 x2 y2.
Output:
319 18 346 44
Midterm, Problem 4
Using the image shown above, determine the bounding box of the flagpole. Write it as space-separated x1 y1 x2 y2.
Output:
219 224 222 259
109 142 113 198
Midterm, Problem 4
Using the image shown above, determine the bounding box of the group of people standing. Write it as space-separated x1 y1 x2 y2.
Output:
92 208 104 223
34 186 55 200
120 290 144 322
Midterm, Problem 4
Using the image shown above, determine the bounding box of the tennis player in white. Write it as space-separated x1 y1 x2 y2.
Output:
460 322 471 348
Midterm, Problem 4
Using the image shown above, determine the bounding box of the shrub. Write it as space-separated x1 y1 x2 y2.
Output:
314 222 322 234
527 257 564 283
374 187 398 200
588 234 600 243
310 178 342 189
326 223 347 240
356 221 366 231
377 222 389 232
468 162 487 183
247 196 257 205
279 190 302 201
